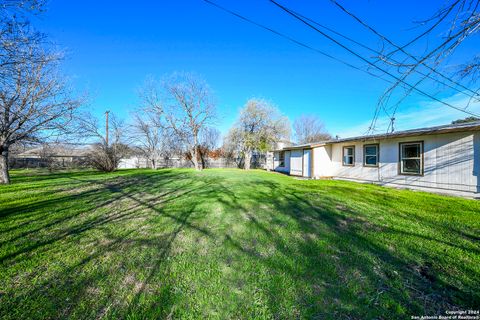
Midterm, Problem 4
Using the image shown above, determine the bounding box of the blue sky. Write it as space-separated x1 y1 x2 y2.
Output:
35 0 480 138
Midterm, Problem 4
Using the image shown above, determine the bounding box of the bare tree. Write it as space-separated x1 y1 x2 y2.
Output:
325 0 480 133
227 98 290 170
389 0 480 82
1 1 47 84
133 76 190 169
0 1 44 18
163 73 217 171
457 56 480 84
0 25 80 183
38 142 59 171
129 108 164 169
197 126 220 168
262 0 480 135
200 126 220 151
80 112 129 172
293 114 331 144
223 126 245 168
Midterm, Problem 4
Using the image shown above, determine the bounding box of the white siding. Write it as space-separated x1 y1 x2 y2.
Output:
290 150 303 176
330 142 380 181
329 132 479 195
303 149 312 177
271 131 479 197
313 145 333 177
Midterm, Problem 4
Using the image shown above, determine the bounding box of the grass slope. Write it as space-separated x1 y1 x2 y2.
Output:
0 169 479 319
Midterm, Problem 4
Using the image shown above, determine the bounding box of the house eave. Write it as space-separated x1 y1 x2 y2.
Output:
270 121 480 152
327 124 480 144
270 142 327 152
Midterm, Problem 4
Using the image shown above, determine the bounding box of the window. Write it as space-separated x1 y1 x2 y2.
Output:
342 146 355 166
364 144 379 167
279 151 285 167
399 142 423 175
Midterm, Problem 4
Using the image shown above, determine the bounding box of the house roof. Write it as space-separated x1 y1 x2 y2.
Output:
270 141 327 152
272 121 480 152
16 145 93 158
329 121 480 144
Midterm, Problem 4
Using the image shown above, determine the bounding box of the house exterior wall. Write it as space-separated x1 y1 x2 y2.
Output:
330 142 381 182
271 130 479 197
303 149 312 177
290 150 303 176
273 150 290 173
313 145 333 177
327 132 479 196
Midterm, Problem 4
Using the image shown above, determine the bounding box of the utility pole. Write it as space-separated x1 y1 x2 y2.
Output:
105 110 110 146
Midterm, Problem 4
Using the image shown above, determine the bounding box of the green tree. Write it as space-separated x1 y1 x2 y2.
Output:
227 99 290 170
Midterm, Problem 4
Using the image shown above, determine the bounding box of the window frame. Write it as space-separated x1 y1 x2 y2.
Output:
342 145 355 167
363 144 379 167
279 151 285 168
398 141 424 176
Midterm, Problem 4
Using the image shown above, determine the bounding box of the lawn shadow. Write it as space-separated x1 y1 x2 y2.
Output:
218 178 479 318
0 169 221 319
1 169 478 319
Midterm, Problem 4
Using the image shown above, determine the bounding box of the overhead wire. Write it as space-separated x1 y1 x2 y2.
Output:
287 4 480 102
330 0 480 100
203 0 480 135
202 0 393 84
268 0 480 118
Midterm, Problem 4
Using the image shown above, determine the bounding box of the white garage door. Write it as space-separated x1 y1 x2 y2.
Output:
290 150 303 176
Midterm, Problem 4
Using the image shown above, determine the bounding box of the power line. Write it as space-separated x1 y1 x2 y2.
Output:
274 7 454 133
330 0 480 100
286 5 480 102
327 0 480 132
268 0 480 118
105 110 110 146
203 0 480 125
202 0 393 84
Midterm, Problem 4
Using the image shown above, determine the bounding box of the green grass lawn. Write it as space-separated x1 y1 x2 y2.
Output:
0 169 479 319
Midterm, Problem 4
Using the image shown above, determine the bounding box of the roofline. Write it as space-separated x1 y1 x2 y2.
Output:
270 121 480 152
327 122 480 144
271 142 327 152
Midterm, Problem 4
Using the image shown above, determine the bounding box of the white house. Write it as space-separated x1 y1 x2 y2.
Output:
267 121 480 198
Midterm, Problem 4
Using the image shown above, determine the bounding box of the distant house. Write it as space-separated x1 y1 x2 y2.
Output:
267 121 480 198
12 145 91 168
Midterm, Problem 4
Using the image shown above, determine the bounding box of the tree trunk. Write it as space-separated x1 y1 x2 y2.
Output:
0 145 10 184
151 150 157 169
150 151 156 169
244 150 252 170
191 147 200 171
192 133 201 171
200 149 206 169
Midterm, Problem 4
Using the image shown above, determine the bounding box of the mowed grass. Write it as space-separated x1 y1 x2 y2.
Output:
0 169 479 319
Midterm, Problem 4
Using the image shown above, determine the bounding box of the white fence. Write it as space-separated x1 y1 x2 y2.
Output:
118 156 266 170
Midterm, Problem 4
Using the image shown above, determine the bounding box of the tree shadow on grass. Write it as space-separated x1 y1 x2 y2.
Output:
0 170 221 319
0 170 479 319
218 179 480 318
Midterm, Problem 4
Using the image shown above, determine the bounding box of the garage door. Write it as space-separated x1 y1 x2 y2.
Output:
290 150 303 176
